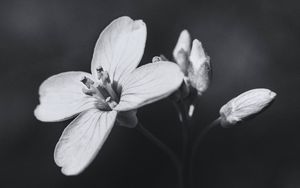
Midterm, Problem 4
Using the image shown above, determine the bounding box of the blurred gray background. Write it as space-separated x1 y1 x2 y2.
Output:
0 0 299 187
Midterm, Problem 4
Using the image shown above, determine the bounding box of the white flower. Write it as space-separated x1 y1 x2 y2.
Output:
173 30 211 96
219 88 277 128
34 16 183 175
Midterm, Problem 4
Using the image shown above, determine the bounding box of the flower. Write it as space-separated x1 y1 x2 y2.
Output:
219 88 277 128
34 16 183 175
173 30 211 96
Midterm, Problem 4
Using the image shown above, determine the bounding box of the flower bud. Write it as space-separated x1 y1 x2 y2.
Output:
152 56 162 63
173 30 191 74
188 39 211 95
219 88 277 128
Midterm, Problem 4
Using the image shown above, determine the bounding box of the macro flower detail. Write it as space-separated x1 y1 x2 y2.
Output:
34 16 183 175
173 30 211 96
219 88 277 128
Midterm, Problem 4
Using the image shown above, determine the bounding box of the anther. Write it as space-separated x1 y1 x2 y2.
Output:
81 76 94 89
96 66 104 80
96 66 103 73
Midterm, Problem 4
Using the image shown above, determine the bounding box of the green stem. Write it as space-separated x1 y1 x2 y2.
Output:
136 123 183 188
189 118 221 187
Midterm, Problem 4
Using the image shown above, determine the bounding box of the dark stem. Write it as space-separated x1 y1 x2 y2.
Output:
189 118 221 187
136 122 183 188
174 100 192 188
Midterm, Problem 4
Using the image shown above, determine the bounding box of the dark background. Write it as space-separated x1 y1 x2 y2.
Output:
0 0 299 187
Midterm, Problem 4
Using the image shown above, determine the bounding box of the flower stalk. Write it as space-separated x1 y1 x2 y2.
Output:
136 123 183 188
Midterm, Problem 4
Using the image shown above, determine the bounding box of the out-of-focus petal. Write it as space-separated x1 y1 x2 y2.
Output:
173 30 191 74
54 109 117 175
173 30 191 60
90 16 146 88
189 39 208 71
116 110 138 128
115 62 184 111
34 72 97 122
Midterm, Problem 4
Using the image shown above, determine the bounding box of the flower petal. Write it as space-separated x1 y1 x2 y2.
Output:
91 16 147 86
54 109 117 175
34 72 98 122
115 62 184 111
116 110 138 128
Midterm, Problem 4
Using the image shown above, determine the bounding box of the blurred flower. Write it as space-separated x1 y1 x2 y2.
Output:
34 16 183 175
173 30 211 97
219 88 277 128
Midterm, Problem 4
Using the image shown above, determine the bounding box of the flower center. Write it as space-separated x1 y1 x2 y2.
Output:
81 67 119 111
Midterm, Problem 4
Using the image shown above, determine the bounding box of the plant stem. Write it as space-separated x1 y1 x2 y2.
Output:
136 122 183 188
189 117 221 187
174 100 192 188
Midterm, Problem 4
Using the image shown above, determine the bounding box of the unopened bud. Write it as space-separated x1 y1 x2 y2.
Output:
219 88 277 128
188 39 211 95
173 30 191 74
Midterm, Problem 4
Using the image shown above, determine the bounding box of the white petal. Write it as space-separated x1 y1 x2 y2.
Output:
34 72 97 122
91 16 147 86
54 109 117 175
115 62 184 111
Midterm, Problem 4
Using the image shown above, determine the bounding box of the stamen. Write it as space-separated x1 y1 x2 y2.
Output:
81 67 120 110
82 87 105 100
96 66 103 72
96 66 104 80
81 76 94 89
97 70 118 102
100 71 111 85
81 76 106 100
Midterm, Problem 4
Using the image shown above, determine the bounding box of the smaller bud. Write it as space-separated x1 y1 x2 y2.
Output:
81 76 94 89
152 56 162 63
188 39 211 95
219 88 277 128
173 30 191 74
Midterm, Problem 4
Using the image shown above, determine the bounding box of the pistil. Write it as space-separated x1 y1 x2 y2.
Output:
81 76 105 100
96 67 118 103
